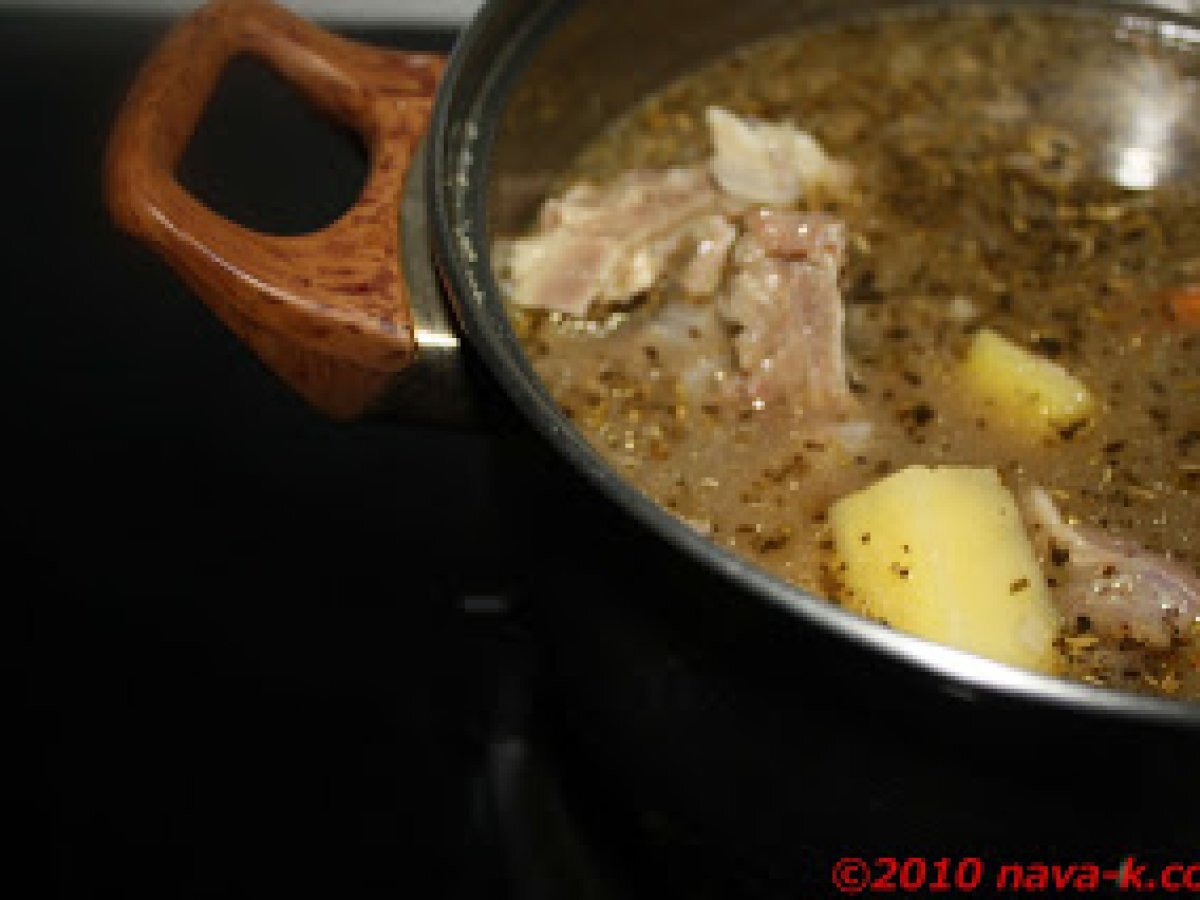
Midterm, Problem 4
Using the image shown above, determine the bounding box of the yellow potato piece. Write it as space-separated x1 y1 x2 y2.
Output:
963 328 1093 436
829 466 1058 672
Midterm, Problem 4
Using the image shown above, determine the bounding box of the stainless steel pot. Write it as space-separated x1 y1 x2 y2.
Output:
106 0 1200 732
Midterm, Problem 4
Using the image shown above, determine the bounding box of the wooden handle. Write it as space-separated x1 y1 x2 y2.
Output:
105 0 446 418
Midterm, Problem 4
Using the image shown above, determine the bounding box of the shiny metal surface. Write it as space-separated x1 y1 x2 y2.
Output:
429 0 1200 724
377 139 485 425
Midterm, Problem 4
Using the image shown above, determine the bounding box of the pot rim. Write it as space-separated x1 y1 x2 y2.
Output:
427 0 1200 728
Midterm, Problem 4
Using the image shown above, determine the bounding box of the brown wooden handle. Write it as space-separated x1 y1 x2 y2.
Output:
105 0 447 418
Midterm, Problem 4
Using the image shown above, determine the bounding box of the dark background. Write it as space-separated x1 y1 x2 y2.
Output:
12 14 510 897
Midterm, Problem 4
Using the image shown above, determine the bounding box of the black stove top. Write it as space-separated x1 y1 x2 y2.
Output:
17 11 1199 900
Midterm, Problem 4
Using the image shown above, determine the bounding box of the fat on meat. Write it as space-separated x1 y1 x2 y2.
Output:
495 167 736 316
680 214 739 295
1024 487 1200 648
706 106 853 206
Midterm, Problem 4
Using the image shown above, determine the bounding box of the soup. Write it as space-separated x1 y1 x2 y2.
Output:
494 6 1200 698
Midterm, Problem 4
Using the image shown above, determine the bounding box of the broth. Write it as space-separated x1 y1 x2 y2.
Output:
499 7 1200 697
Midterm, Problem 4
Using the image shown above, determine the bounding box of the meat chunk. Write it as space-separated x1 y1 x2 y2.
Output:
1023 487 1200 648
706 106 853 205
495 231 625 317
494 167 734 316
680 214 739 295
719 209 857 416
742 206 846 258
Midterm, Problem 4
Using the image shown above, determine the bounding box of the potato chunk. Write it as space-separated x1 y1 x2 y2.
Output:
829 466 1058 672
963 328 1093 436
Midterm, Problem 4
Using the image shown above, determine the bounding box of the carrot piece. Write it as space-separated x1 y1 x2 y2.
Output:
1168 283 1200 325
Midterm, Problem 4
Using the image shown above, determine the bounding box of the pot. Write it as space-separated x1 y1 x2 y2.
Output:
106 0 1200 874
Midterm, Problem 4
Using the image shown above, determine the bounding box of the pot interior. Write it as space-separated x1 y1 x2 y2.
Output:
430 0 1200 724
